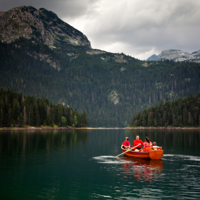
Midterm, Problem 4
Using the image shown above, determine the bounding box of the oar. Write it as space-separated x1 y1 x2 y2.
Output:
116 144 140 157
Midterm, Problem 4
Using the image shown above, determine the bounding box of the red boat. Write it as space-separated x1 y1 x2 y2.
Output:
121 146 163 160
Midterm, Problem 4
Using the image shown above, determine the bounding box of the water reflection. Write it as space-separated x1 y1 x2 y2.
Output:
93 155 163 182
121 157 163 181
0 129 88 156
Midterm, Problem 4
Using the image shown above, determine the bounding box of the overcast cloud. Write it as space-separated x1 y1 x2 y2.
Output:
1 0 200 59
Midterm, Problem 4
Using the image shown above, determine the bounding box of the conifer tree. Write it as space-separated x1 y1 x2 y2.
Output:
81 110 88 127
0 108 3 127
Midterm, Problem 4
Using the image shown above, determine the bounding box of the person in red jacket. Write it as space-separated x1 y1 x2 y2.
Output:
133 135 143 150
122 137 131 149
143 137 152 149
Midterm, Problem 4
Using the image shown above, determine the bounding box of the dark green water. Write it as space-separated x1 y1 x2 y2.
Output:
0 129 200 199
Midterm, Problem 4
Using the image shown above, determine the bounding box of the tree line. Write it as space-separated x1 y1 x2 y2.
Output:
0 88 88 127
130 93 200 127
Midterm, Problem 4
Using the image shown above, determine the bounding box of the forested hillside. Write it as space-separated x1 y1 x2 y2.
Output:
0 88 88 127
130 93 200 127
0 6 200 127
1 39 200 127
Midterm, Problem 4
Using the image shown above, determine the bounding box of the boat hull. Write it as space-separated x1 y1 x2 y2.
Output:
122 147 163 160
149 150 164 159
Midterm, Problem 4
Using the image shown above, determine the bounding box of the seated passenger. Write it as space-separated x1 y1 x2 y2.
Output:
152 141 158 147
122 137 131 149
133 135 143 150
152 141 159 150
143 137 152 149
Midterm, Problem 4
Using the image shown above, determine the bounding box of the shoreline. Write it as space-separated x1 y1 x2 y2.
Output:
0 126 75 131
124 126 200 130
0 126 200 131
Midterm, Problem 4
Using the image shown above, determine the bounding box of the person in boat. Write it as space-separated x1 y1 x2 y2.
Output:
152 141 159 150
143 137 152 149
133 135 143 150
152 141 158 147
122 137 131 149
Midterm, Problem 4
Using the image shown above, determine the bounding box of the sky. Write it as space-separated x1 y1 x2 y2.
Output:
1 0 200 60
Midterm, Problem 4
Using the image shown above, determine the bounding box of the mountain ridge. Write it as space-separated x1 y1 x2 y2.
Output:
0 6 139 70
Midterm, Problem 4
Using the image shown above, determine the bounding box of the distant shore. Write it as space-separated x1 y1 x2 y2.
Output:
0 126 75 131
124 126 200 130
0 126 200 131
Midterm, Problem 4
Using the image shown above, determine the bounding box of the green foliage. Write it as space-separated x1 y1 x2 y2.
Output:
61 116 67 127
0 88 88 127
130 93 200 127
73 115 77 127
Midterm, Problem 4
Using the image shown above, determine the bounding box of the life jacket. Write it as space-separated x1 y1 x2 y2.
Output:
143 142 152 149
123 141 130 147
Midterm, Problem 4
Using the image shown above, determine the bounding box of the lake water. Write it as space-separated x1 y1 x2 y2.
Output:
0 129 200 199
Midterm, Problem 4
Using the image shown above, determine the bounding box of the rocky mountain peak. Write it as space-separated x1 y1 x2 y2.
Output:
156 49 200 62
0 6 91 48
146 54 157 61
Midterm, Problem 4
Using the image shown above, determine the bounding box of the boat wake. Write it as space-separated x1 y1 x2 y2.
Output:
93 154 200 164
93 154 200 166
163 154 200 162
93 156 132 164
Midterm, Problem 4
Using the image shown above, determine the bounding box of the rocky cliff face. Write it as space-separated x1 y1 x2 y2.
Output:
0 6 91 48
157 49 200 63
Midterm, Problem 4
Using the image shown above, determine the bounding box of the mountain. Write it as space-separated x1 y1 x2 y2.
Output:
0 6 90 48
0 6 200 127
146 54 157 61
157 49 200 62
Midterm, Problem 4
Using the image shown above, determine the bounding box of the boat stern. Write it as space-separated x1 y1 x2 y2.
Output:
149 150 164 159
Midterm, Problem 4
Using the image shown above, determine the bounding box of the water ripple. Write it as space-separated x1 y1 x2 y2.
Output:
91 154 200 199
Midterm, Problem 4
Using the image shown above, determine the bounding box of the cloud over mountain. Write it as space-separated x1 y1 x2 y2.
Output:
1 0 200 59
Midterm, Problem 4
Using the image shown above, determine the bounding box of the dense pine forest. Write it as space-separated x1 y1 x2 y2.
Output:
0 88 88 128
130 92 200 127
1 39 200 127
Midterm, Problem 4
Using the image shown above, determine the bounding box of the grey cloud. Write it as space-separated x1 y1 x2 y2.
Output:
1 0 200 59
0 0 96 18
76 0 200 59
